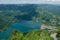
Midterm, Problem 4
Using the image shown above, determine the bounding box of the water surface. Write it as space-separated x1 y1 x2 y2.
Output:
0 20 40 40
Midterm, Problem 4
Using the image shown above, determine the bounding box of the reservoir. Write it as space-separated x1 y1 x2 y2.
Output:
0 20 40 40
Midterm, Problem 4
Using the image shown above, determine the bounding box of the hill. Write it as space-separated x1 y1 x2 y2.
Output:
0 4 60 31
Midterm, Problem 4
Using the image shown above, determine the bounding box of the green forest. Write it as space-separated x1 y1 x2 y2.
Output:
9 29 60 40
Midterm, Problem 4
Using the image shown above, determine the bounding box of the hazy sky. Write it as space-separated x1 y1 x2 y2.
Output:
0 0 60 4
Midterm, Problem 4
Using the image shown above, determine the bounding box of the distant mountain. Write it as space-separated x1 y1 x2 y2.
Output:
0 4 60 15
0 4 37 11
37 4 60 15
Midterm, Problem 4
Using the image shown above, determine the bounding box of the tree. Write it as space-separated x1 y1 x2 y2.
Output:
9 30 23 40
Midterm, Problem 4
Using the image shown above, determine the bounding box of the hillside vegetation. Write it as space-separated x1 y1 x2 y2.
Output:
0 4 60 40
0 4 60 31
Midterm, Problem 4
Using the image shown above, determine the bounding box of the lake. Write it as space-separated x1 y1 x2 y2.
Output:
0 20 40 40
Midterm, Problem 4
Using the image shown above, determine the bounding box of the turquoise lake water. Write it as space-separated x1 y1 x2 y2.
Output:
0 20 40 40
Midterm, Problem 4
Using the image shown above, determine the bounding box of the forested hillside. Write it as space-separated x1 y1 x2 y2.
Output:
0 4 60 40
0 4 60 31
9 30 54 40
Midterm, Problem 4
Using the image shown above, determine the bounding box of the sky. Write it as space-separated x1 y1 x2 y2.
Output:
0 0 60 4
